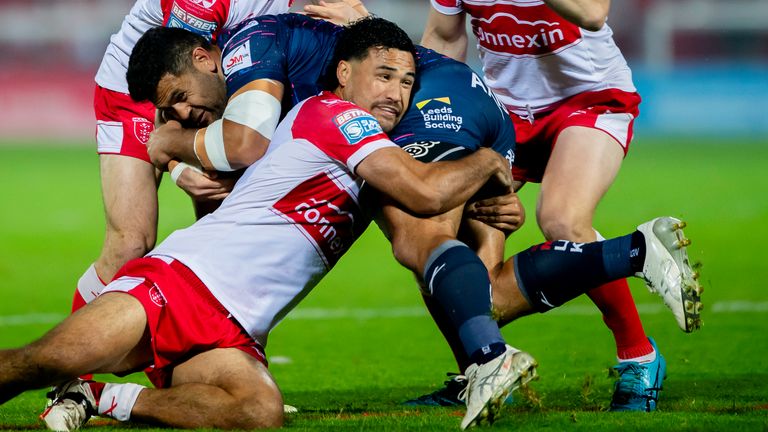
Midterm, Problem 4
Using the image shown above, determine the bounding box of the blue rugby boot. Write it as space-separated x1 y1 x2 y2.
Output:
610 338 667 412
403 373 466 406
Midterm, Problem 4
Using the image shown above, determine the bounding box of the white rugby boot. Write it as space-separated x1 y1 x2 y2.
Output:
636 217 703 332
40 379 97 432
459 346 537 429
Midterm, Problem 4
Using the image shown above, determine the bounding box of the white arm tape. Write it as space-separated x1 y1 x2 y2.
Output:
203 119 233 171
223 90 281 140
170 162 203 185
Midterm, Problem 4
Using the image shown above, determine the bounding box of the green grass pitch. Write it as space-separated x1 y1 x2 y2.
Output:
0 137 767 431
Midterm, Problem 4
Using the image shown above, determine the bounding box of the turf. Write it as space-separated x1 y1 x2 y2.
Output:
0 137 767 431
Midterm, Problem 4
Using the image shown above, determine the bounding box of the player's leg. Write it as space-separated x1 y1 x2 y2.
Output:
377 201 536 427
97 154 161 280
130 348 283 429
74 87 159 310
538 126 654 354
491 216 701 412
0 292 151 404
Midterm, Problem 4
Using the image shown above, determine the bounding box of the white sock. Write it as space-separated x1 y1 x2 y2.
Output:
618 349 657 364
98 383 146 421
594 229 606 242
77 263 106 304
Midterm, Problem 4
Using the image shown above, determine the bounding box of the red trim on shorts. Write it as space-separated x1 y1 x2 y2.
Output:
510 89 641 183
111 257 267 388
93 85 156 163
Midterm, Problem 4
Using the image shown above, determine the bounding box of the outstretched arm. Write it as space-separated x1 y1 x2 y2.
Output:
420 6 468 62
148 79 284 172
543 0 611 31
356 147 511 215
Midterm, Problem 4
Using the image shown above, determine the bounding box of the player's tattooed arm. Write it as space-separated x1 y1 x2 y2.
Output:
357 147 511 215
543 0 611 31
420 5 468 62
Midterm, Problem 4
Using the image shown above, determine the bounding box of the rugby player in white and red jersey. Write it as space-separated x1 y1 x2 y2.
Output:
418 0 688 412
75 0 292 314
4 18 514 431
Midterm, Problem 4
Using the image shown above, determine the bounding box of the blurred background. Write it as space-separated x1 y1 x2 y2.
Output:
0 0 766 141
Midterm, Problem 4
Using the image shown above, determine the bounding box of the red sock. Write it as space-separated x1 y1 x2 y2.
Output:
587 278 653 360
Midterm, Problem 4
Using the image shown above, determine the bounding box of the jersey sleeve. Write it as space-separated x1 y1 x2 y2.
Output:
430 0 464 15
160 0 231 41
292 95 397 174
221 17 287 98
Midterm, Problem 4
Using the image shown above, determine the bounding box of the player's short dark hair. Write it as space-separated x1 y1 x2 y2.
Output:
322 16 416 90
127 27 212 104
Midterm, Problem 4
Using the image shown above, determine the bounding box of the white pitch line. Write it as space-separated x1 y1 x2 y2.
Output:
0 301 766 326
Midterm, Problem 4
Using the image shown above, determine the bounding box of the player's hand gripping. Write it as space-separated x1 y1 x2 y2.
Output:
147 120 197 171
302 0 369 25
466 190 526 235
168 160 236 201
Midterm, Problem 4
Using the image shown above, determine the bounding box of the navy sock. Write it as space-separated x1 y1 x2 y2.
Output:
424 241 505 363
514 233 643 312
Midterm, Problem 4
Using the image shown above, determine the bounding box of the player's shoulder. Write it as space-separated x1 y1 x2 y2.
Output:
301 92 366 117
296 93 384 145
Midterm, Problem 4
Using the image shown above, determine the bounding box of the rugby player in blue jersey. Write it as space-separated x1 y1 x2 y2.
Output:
122 13 700 428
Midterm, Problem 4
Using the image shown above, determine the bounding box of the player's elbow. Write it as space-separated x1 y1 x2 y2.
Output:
576 6 608 31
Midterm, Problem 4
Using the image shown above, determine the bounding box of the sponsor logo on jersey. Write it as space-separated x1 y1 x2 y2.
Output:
401 140 439 159
465 4 581 57
132 117 153 144
223 40 252 77
168 2 217 38
333 109 383 145
416 97 464 132
272 172 364 268
148 283 167 307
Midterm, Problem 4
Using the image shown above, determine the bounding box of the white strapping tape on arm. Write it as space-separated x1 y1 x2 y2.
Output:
223 89 281 140
203 119 232 171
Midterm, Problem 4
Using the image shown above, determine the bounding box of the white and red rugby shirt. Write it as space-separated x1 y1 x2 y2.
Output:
149 92 396 347
95 0 291 93
431 0 636 116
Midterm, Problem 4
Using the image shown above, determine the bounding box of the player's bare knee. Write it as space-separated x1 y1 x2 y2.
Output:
231 396 283 429
106 229 156 262
390 235 420 273
538 213 593 242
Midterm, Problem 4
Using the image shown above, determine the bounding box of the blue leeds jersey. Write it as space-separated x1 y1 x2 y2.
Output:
218 14 343 114
390 46 515 162
217 15 514 160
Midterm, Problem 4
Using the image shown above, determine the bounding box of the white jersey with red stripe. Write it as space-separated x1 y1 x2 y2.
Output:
95 0 291 93
149 92 396 347
430 0 636 116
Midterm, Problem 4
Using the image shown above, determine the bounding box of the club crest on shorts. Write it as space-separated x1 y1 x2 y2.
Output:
148 283 167 307
133 117 153 144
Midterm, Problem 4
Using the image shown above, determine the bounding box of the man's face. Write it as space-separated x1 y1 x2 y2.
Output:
154 66 227 128
338 47 416 133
